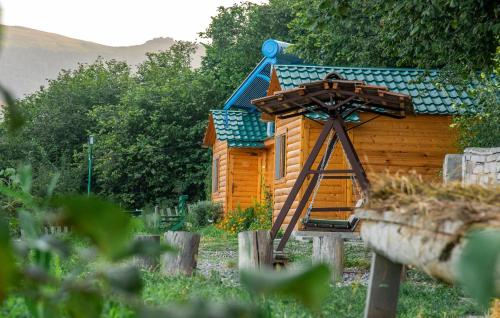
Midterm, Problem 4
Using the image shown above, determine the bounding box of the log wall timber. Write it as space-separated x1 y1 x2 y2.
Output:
228 148 262 211
353 114 457 181
273 116 304 227
212 140 229 212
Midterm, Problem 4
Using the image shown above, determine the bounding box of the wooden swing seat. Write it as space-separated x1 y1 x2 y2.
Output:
303 215 360 232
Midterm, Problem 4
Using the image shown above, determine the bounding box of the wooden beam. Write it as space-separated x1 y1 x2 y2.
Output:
364 252 403 318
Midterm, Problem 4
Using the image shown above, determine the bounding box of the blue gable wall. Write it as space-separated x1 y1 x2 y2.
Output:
222 39 302 111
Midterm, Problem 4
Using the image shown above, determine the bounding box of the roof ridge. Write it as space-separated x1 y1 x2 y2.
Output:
274 64 440 73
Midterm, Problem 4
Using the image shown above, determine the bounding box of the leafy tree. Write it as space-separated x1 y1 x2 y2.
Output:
92 42 211 207
452 47 500 148
290 0 499 70
0 60 133 195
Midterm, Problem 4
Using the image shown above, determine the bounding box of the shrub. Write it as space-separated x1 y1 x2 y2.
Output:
218 192 273 234
248 200 272 231
217 206 255 235
186 200 223 229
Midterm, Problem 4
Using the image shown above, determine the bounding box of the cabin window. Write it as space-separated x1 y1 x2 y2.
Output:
275 134 286 179
212 157 220 192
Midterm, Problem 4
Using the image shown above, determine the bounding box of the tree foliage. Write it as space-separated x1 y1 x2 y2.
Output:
91 42 211 207
290 0 499 70
452 47 500 148
1 60 133 195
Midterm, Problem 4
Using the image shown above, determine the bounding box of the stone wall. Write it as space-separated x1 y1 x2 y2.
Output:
443 147 500 185
462 147 500 185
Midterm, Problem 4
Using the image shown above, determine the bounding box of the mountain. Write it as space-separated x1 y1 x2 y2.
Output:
0 26 204 99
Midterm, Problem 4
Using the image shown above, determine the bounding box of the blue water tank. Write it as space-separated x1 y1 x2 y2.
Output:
261 39 290 58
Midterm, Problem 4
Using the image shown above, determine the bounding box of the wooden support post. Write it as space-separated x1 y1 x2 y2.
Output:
134 234 161 270
161 231 200 276
238 230 273 270
312 235 344 282
364 252 403 318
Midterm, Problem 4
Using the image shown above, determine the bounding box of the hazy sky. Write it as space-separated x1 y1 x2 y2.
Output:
0 0 267 46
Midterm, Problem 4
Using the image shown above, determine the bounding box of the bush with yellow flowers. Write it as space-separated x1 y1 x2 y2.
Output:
217 192 273 235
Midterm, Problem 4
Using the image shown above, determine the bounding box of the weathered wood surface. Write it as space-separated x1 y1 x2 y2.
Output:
357 208 500 284
238 230 273 270
162 231 200 276
312 235 344 282
134 234 160 270
364 253 403 318
357 210 465 283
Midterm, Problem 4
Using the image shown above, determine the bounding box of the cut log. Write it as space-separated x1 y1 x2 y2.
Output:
161 231 200 276
357 209 500 285
357 210 464 283
134 234 161 270
312 235 344 282
238 230 273 270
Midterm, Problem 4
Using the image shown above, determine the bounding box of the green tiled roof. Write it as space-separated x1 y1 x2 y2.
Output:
275 65 475 115
211 110 268 148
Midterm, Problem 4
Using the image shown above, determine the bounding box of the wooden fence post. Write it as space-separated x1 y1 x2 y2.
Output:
313 234 344 282
238 230 273 270
134 234 161 270
161 231 200 276
364 252 403 318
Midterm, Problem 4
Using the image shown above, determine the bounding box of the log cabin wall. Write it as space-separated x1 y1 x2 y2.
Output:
271 114 457 230
227 148 262 212
352 114 458 180
211 140 229 212
273 116 304 227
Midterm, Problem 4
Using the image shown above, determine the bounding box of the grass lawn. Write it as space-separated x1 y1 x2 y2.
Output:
0 226 485 317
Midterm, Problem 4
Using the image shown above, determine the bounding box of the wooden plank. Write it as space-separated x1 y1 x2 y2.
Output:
364 253 403 318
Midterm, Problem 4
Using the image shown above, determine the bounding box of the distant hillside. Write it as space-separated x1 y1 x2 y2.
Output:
0 26 204 99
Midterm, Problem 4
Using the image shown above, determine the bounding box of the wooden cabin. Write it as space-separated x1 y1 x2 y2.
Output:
203 39 470 230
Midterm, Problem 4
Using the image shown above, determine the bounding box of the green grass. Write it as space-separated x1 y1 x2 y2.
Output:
0 226 485 317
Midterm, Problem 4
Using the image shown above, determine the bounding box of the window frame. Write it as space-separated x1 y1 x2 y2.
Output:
275 134 286 180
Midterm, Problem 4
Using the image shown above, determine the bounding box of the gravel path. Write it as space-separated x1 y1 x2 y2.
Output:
196 237 370 286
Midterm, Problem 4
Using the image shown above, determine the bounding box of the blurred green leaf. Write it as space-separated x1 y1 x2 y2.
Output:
16 165 33 194
51 195 131 258
0 85 25 133
240 264 331 310
137 300 264 318
66 286 103 318
32 235 71 258
102 266 142 295
0 213 17 303
18 209 40 239
46 173 60 197
458 229 500 307
113 238 175 262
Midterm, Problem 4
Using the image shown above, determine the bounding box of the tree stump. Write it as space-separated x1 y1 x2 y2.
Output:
238 230 273 270
161 231 200 276
313 235 344 282
134 234 161 270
